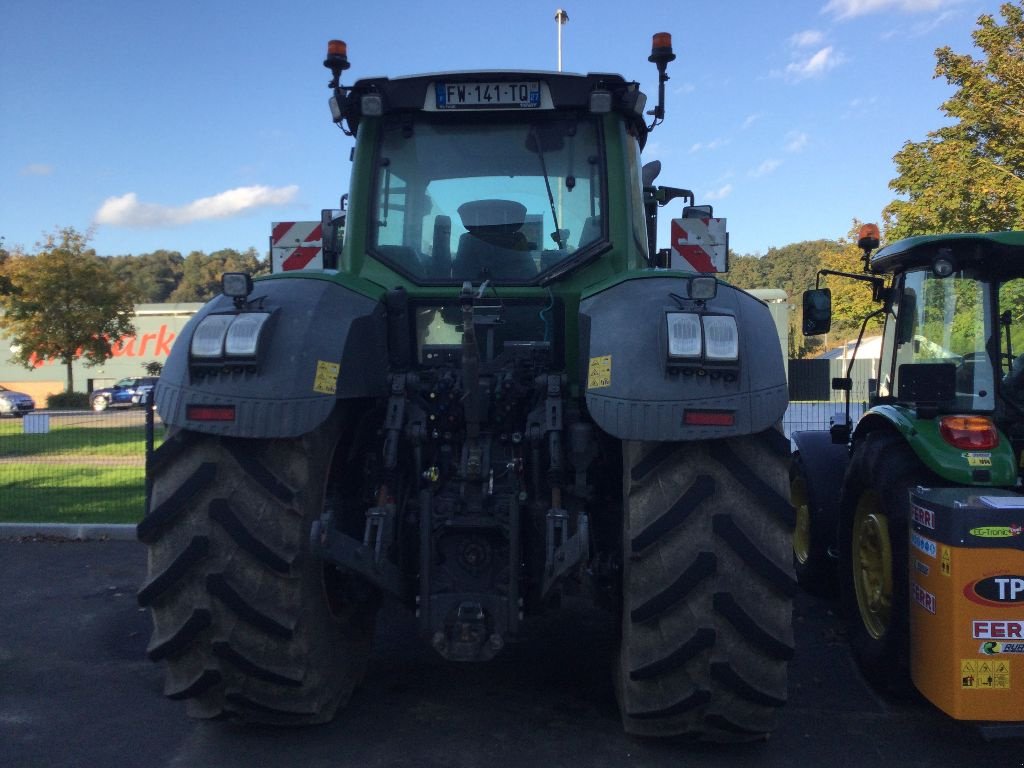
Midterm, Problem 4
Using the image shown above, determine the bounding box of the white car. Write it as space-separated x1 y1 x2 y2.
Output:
0 384 35 417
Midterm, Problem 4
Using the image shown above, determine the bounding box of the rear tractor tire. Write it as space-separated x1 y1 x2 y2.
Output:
136 417 379 725
618 428 796 742
838 430 934 694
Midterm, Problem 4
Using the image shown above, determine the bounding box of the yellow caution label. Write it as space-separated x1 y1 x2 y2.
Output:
961 658 1011 689
588 355 612 389
313 360 340 395
965 452 992 467
941 546 951 577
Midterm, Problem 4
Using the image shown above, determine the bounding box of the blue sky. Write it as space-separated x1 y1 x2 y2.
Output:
0 0 1007 259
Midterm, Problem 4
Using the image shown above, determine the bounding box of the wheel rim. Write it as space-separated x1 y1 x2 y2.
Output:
791 471 811 565
851 490 892 640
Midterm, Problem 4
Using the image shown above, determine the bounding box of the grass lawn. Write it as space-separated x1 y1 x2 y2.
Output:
0 421 149 457
0 415 154 524
0 464 144 524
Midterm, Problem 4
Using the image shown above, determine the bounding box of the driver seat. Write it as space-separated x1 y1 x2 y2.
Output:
452 199 537 281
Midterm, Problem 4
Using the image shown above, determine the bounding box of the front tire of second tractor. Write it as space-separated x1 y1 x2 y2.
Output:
618 428 796 742
136 413 380 725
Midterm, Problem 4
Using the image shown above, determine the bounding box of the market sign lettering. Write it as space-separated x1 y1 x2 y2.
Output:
26 325 177 368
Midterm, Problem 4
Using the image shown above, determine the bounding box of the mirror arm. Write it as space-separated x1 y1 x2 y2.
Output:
815 268 886 300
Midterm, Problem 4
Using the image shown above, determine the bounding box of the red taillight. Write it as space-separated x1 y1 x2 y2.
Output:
186 404 236 422
684 410 735 427
938 415 998 450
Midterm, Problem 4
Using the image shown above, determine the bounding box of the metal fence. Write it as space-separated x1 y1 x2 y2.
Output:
783 358 873 438
0 408 154 525
0 361 864 523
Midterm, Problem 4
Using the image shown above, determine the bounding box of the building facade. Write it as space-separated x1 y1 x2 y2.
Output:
0 303 200 406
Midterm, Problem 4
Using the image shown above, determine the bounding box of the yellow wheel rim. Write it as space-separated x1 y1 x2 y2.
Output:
851 490 892 640
791 471 811 566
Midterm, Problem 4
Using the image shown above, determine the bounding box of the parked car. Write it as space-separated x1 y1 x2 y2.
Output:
90 377 158 412
0 385 35 417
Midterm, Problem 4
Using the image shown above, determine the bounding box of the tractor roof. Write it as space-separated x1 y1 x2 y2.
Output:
870 231 1024 276
342 71 648 143
352 70 630 109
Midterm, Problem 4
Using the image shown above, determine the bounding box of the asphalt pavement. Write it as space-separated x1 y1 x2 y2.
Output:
1 536 1021 768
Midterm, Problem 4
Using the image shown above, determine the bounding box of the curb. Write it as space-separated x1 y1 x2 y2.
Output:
0 523 137 541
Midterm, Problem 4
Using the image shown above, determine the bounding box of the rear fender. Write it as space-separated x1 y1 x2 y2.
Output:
791 430 850 552
852 406 1017 487
580 276 787 440
157 278 387 438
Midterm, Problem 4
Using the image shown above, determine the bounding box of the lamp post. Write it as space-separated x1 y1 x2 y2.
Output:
555 8 569 72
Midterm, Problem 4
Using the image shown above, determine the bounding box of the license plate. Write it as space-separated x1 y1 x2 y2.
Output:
435 81 540 110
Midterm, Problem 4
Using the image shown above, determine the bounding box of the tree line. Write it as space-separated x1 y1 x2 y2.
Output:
1 2 1022 391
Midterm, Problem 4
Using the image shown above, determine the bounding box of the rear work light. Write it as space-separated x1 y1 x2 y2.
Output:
224 312 271 357
191 315 234 358
187 404 236 422
666 313 701 359
665 312 739 364
938 415 998 450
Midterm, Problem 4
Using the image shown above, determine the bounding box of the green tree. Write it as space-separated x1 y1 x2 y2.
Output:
0 227 136 393
726 239 843 357
109 249 185 302
818 228 884 345
169 247 264 302
0 237 13 297
885 3 1024 238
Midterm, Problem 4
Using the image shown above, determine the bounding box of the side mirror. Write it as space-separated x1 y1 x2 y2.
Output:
320 208 345 269
896 288 917 345
802 289 832 335
682 205 713 219
642 160 662 187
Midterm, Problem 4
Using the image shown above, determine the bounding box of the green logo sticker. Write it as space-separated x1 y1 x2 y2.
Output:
970 526 1022 539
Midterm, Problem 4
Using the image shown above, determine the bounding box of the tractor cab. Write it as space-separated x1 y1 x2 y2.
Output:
322 55 654 289
804 229 1024 484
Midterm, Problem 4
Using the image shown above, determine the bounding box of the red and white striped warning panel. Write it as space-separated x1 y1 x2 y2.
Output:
271 221 323 272
670 217 727 273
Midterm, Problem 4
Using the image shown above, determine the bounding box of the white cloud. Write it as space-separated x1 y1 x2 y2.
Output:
909 8 958 35
94 185 299 228
790 29 825 47
785 46 840 79
742 113 762 130
823 0 953 19
690 138 728 153
20 163 54 176
750 159 782 177
673 83 696 95
785 131 810 152
703 184 733 201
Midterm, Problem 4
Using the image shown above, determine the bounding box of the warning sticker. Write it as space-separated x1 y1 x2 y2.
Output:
588 355 612 389
965 452 993 467
313 360 340 395
941 546 951 577
961 658 1011 689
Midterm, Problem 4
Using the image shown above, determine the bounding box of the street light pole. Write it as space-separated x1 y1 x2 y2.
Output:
555 8 569 72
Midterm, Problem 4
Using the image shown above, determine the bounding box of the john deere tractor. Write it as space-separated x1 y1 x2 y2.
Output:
794 226 1024 728
137 35 794 741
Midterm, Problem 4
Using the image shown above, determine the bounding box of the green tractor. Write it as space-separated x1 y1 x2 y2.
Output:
793 226 1024 726
137 34 794 741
